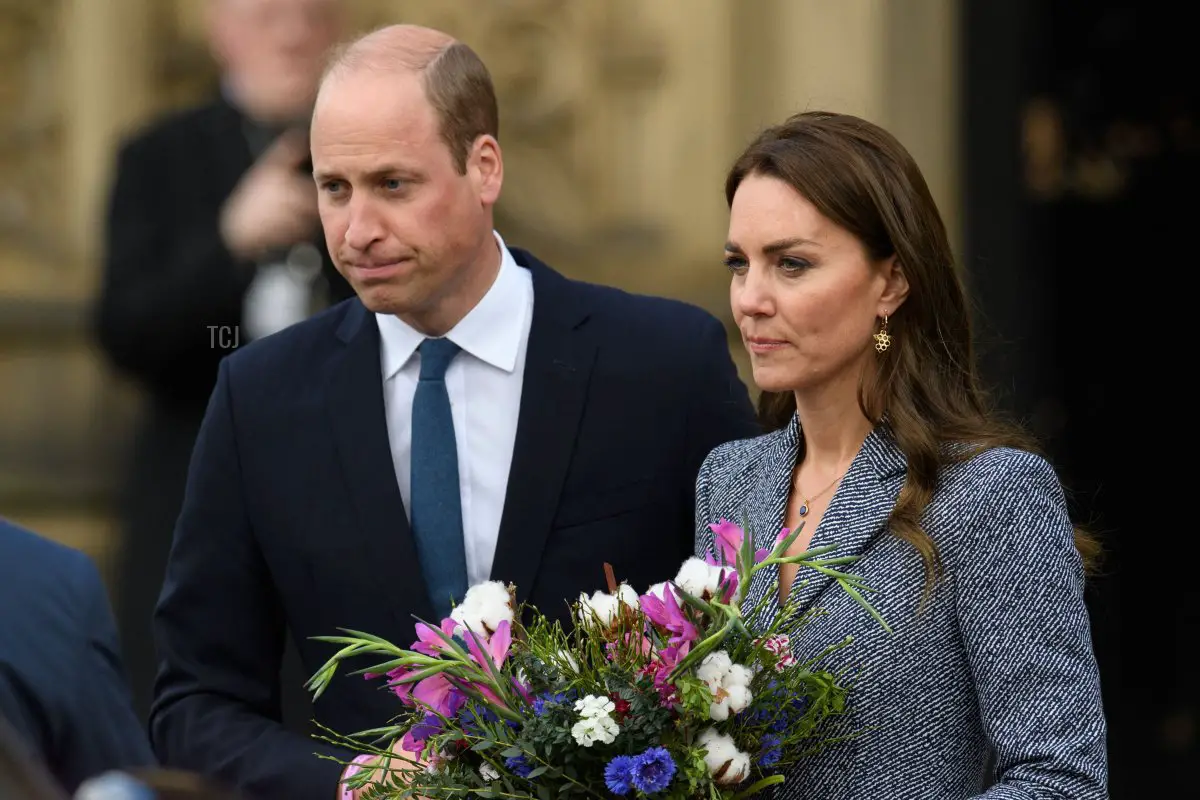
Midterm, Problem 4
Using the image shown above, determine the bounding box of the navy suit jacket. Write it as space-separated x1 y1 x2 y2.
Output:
150 249 760 799
0 519 156 793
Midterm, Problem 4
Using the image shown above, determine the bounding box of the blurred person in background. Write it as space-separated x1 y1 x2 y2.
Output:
92 0 351 725
75 769 246 800
0 518 156 795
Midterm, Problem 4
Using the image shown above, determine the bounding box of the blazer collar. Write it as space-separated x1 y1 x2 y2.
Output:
745 415 907 624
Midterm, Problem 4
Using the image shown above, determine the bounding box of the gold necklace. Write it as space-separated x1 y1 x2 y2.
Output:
793 469 846 517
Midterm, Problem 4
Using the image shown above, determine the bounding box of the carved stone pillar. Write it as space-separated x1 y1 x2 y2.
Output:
63 0 154 271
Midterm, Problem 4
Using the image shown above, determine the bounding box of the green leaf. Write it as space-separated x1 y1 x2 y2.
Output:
470 739 495 751
499 747 524 759
733 775 786 800
525 766 549 779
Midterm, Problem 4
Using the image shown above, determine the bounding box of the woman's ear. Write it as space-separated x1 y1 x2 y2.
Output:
879 255 910 312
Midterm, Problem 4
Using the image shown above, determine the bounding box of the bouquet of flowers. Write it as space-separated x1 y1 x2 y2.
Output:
308 520 887 800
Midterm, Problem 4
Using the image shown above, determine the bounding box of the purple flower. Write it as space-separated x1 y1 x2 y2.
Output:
505 754 534 778
604 755 637 796
639 585 699 646
532 691 571 716
757 733 783 768
457 703 499 736
707 519 779 566
631 747 677 794
400 712 442 752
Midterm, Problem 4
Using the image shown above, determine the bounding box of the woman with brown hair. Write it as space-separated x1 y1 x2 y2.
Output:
695 111 1107 798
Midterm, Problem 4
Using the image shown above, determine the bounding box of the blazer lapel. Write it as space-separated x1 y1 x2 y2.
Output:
325 302 436 625
743 422 905 625
489 253 596 605
786 426 906 617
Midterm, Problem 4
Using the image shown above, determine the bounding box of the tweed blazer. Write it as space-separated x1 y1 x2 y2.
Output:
694 416 1107 800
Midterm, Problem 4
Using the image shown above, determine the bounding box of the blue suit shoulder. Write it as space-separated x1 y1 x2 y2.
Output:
566 274 728 343
0 518 155 792
217 296 358 393
0 516 94 604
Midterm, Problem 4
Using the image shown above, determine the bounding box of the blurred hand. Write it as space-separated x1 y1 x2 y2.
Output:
343 737 426 800
220 130 319 261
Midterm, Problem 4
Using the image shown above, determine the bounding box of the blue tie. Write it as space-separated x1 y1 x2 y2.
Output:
410 337 468 621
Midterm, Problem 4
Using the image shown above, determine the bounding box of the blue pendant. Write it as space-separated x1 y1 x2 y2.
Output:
798 502 809 517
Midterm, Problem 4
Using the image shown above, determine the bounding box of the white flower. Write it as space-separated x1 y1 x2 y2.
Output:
675 558 717 598
574 694 616 718
577 590 621 625
698 728 752 785
645 581 676 601
674 558 740 603
577 584 640 626
555 649 580 672
450 581 513 636
570 694 620 746
697 651 754 720
571 714 620 747
480 763 501 781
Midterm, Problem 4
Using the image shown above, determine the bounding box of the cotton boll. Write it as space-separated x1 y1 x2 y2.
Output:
480 764 500 781
696 651 733 691
726 664 754 690
578 590 621 625
451 581 513 636
646 582 675 601
697 729 751 785
616 583 639 607
675 558 714 598
724 684 753 715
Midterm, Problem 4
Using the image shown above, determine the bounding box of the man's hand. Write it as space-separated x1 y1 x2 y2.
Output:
220 130 320 262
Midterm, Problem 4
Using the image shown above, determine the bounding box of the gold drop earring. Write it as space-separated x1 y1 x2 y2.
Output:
873 313 892 353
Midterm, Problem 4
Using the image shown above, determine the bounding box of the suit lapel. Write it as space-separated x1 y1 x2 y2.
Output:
786 426 905 617
325 302 436 625
489 253 596 605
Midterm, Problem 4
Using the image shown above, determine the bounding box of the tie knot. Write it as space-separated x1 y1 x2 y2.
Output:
418 337 461 381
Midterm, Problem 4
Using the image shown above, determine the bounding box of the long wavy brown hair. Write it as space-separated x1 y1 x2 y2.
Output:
725 111 1100 597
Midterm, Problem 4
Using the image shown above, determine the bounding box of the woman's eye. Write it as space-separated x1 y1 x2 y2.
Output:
779 257 811 273
724 256 748 274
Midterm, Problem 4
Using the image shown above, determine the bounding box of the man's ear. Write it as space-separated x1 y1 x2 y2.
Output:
468 135 503 206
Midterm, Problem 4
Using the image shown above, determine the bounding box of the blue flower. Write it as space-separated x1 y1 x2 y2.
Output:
631 747 677 794
604 755 637 796
532 691 571 717
788 696 811 719
505 754 534 778
458 704 499 735
408 712 441 744
757 734 782 768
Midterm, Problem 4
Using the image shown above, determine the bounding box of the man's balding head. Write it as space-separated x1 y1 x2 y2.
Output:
318 24 498 173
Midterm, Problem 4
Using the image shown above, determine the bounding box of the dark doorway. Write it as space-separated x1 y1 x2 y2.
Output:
962 1 1196 795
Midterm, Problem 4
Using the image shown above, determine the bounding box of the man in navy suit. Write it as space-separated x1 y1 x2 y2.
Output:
150 24 759 800
0 518 155 794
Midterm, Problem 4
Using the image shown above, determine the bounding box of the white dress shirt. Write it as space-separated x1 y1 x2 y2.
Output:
377 232 534 586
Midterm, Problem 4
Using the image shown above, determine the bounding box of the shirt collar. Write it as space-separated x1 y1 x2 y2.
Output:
376 231 527 380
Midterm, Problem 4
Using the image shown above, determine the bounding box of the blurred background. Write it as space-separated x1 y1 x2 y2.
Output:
0 0 1192 795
